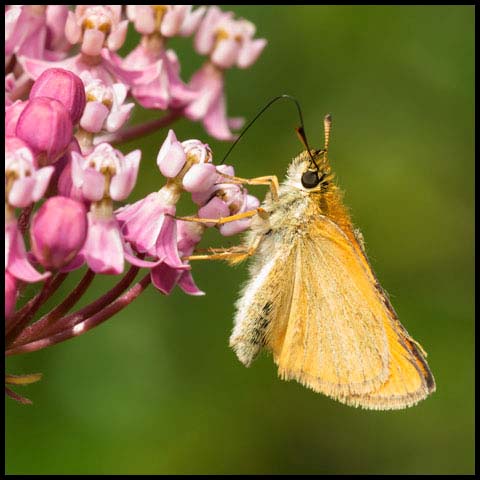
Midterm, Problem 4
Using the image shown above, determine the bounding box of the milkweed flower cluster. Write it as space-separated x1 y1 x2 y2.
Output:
5 5 266 404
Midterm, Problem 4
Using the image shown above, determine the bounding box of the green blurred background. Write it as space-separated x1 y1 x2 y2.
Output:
6 5 474 475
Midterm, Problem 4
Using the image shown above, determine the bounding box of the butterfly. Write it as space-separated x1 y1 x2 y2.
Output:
228 114 436 410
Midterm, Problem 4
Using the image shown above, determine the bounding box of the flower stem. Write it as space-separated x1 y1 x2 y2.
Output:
6 273 152 356
17 205 34 235
5 273 67 344
5 386 33 405
12 269 96 345
99 110 181 145
9 265 140 348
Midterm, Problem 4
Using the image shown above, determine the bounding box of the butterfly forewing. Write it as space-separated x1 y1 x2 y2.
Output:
272 216 392 399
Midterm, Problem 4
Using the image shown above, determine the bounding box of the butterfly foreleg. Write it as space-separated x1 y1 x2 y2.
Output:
217 173 280 202
177 208 268 226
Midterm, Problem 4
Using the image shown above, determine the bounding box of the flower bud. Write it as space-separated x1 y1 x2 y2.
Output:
5 100 27 136
16 97 73 166
30 68 86 124
30 196 88 269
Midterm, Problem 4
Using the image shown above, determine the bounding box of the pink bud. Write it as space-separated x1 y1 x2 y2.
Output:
182 163 218 193
30 68 86 124
30 196 88 269
16 97 73 166
5 100 27 136
5 271 18 319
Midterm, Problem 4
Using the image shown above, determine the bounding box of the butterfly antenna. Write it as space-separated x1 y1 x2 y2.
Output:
322 113 332 163
220 94 317 168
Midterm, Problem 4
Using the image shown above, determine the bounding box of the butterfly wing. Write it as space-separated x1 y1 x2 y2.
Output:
272 215 435 408
231 217 391 396
230 238 297 367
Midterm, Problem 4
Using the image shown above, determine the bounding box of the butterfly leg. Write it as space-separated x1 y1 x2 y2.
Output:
178 207 268 226
217 173 280 202
184 236 261 263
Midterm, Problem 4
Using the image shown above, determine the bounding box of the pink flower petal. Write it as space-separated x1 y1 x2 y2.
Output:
118 193 176 255
105 102 134 132
82 29 105 56
82 168 105 202
237 38 267 69
198 197 230 227
8 176 36 208
84 214 124 274
6 222 50 282
178 270 205 296
157 130 187 178
65 10 82 44
107 20 128 51
211 38 241 69
155 214 188 269
80 101 110 133
219 218 252 237
150 262 182 295
32 166 54 201
182 163 218 193
123 247 163 268
110 150 140 201
203 92 236 141
179 6 206 37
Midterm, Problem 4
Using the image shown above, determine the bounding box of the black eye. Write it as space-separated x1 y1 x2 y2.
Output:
301 170 320 188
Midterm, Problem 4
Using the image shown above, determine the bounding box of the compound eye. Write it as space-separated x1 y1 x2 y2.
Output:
301 170 320 188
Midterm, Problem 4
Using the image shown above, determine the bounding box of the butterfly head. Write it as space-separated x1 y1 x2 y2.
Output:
286 149 333 192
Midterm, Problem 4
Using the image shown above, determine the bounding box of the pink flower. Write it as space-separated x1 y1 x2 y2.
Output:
64 143 152 275
29 68 86 124
30 197 88 270
19 48 144 89
71 143 140 202
184 62 243 141
65 6 128 56
156 130 218 192
151 221 205 296
194 7 267 69
185 7 267 140
122 45 197 110
193 165 260 236
116 130 217 269
15 97 73 166
6 6 47 60
126 6 206 38
6 6 70 63
112 6 206 110
116 189 184 269
79 72 134 133
5 137 54 208
5 137 53 283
